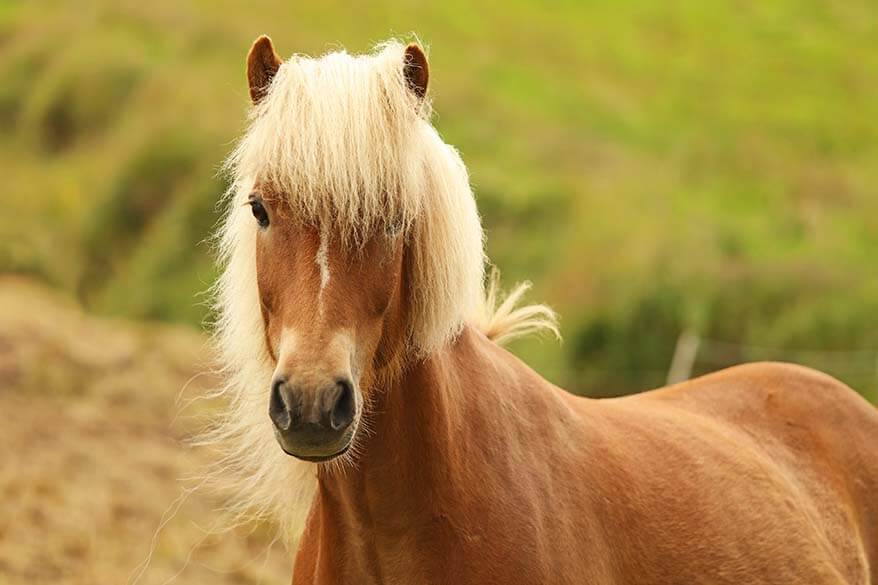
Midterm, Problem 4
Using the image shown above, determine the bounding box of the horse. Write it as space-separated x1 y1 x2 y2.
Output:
208 35 878 584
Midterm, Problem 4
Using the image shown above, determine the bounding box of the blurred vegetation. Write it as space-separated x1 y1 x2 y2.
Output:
0 277 290 583
1 0 876 401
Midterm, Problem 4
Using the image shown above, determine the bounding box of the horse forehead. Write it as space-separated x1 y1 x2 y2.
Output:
306 227 387 273
262 217 389 303
269 221 334 270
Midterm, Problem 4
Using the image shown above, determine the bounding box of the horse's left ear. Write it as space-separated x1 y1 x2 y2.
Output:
403 43 429 100
247 35 283 104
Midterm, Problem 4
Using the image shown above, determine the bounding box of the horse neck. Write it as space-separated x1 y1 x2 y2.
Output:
306 325 576 578
320 324 513 489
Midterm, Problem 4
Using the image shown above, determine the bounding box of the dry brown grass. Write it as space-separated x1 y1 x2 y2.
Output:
0 277 290 584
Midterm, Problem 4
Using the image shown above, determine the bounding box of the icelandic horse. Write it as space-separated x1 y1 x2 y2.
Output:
209 36 878 584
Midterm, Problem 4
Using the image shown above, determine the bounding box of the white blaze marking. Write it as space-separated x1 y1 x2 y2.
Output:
316 233 331 288
278 327 299 357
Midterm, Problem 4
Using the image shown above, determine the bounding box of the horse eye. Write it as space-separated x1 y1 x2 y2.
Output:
250 200 269 228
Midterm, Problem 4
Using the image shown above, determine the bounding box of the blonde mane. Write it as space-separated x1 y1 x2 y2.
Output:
208 39 558 542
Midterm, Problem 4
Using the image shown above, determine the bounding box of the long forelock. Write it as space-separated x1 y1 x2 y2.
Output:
226 41 431 244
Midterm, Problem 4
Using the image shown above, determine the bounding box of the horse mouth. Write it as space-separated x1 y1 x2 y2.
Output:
275 425 356 463
285 442 352 463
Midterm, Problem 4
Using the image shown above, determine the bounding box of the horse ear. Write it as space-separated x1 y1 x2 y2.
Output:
403 43 429 100
247 35 283 104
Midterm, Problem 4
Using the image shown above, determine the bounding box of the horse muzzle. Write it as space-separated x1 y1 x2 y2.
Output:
268 375 359 462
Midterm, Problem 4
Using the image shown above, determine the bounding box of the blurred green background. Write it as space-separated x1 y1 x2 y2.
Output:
1 0 877 582
3 0 878 399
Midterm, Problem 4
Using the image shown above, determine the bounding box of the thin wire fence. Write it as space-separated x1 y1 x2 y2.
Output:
667 329 878 402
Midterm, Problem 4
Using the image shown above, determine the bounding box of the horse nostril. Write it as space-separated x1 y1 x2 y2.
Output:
269 377 292 431
330 379 356 431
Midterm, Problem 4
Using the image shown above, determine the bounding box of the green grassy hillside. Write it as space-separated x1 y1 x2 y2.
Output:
2 1 877 400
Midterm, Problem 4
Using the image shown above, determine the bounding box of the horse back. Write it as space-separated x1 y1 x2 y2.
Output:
612 361 878 584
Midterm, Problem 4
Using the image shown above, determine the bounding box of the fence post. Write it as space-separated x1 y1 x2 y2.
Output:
667 329 700 385
873 352 878 403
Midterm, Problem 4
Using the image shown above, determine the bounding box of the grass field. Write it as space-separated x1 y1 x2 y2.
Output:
2 1 878 398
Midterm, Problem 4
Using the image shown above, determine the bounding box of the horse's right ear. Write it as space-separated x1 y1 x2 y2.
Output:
247 35 283 104
402 43 429 100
